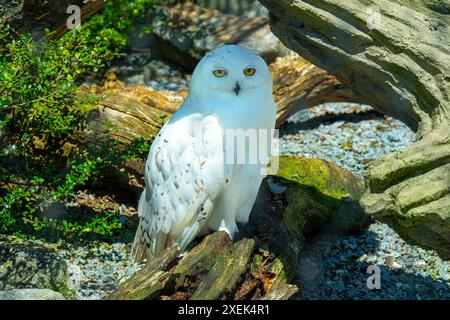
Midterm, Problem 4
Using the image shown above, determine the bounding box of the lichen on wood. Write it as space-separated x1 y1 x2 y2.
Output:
108 247 180 300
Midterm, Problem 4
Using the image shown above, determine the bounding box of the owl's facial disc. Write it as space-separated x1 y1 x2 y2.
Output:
191 45 272 101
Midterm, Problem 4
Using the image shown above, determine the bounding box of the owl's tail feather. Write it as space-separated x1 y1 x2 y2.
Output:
131 191 151 263
131 218 149 263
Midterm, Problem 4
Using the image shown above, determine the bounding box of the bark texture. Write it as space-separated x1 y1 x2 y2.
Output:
270 53 360 127
260 0 450 135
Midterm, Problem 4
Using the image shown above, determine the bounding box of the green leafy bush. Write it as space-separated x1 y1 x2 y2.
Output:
0 157 104 237
0 0 156 241
85 0 156 50
121 138 154 162
0 26 116 162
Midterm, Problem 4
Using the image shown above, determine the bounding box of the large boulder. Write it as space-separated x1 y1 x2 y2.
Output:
147 1 289 70
0 236 76 299
108 156 366 300
0 288 66 300
260 0 450 259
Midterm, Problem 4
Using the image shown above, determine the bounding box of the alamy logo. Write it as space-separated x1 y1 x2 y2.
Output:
191 120 279 176
67 5 81 30
366 265 381 290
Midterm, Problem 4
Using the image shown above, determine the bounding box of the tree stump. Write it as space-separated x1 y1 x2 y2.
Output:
107 156 366 300
259 0 450 258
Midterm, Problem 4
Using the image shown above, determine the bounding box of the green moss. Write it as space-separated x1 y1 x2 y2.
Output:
275 156 365 201
273 156 367 248
267 258 290 287
282 187 332 234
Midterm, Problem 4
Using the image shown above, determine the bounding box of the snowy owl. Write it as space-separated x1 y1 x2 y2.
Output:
131 45 276 262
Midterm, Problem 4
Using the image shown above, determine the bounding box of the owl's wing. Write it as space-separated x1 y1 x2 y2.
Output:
131 113 228 262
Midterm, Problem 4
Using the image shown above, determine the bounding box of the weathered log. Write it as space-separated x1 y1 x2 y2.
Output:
258 284 298 300
0 0 108 40
108 247 180 300
270 53 360 127
260 0 450 258
260 0 450 136
360 127 450 259
170 231 232 290
108 233 267 300
191 238 255 300
81 74 186 144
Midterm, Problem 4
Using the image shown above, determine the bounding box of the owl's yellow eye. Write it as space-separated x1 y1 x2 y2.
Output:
213 69 227 78
244 68 256 76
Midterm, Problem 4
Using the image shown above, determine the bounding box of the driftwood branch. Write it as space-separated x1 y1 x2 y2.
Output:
259 0 450 258
270 53 360 127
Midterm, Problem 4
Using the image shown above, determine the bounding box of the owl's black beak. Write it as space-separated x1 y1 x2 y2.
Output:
233 82 241 96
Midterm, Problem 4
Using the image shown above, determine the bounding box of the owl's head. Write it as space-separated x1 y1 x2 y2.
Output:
190 45 273 100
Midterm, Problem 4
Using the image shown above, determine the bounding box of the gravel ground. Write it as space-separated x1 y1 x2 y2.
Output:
109 50 190 91
294 222 450 300
278 103 417 177
59 242 143 300
280 103 450 300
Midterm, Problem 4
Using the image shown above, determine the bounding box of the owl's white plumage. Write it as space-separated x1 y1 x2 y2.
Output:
131 45 276 262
